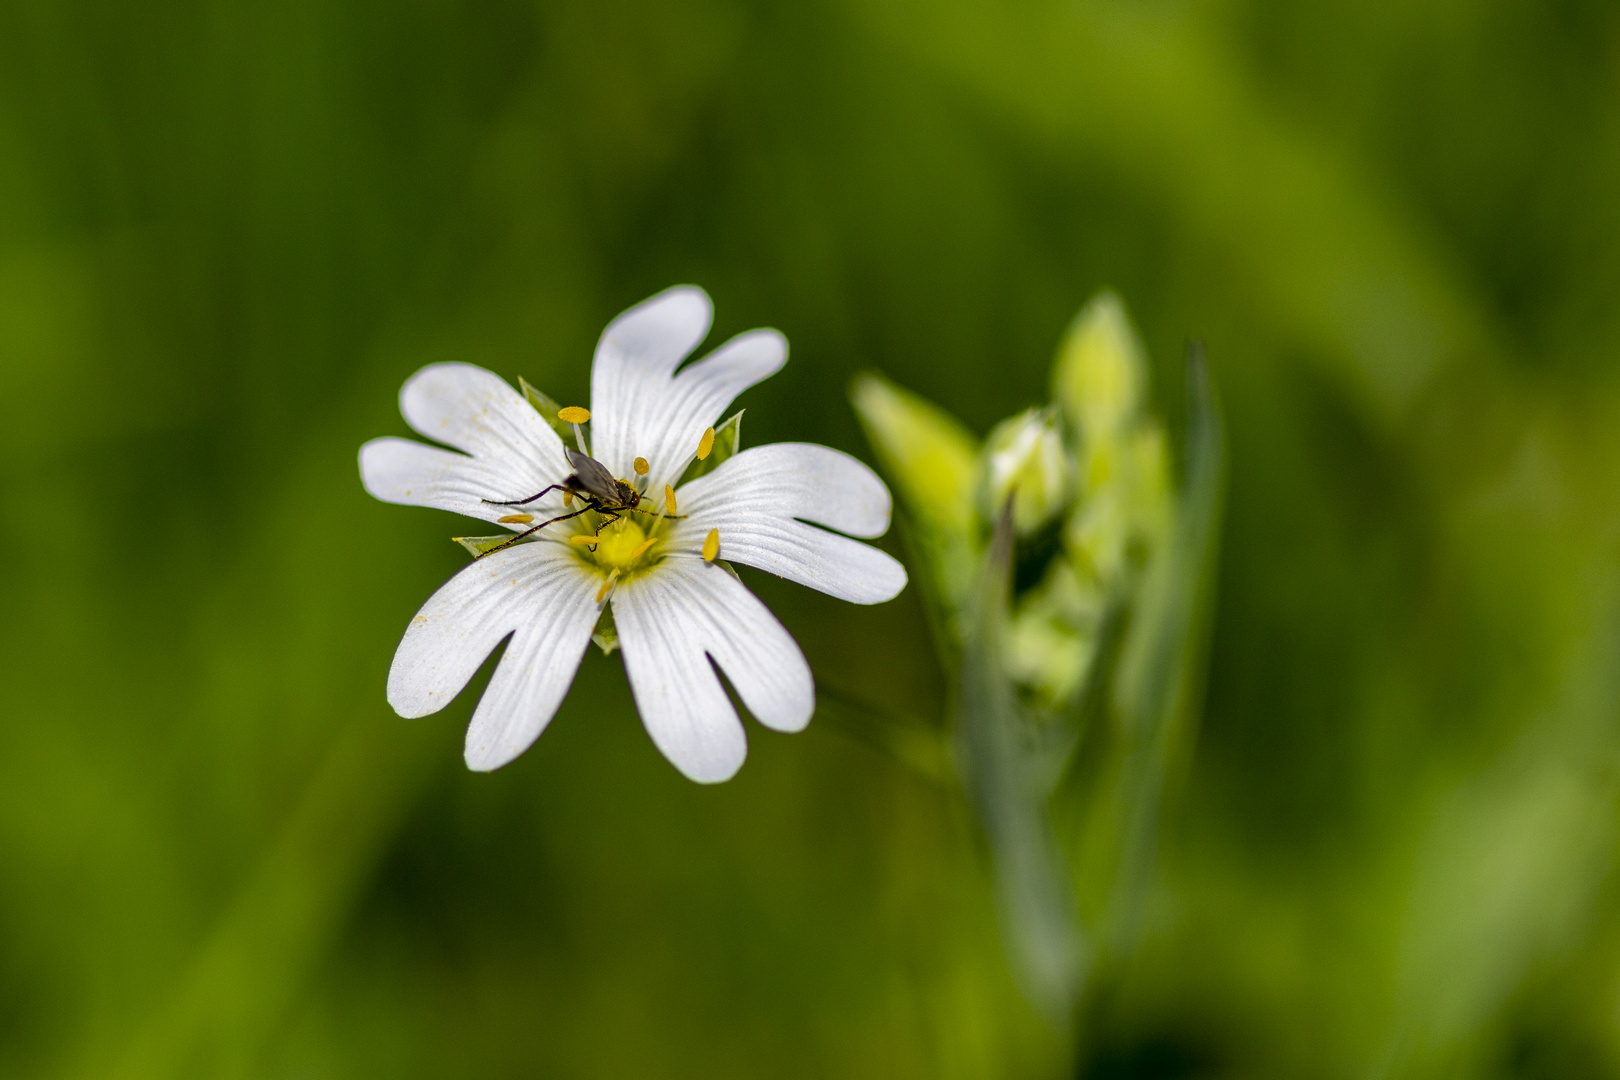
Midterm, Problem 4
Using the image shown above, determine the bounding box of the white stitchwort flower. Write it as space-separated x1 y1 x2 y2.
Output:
360 286 908 782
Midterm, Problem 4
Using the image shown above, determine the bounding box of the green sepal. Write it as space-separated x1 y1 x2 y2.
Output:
452 535 516 558
849 372 982 636
679 410 744 485
591 603 620 657
1051 291 1149 445
519 377 579 450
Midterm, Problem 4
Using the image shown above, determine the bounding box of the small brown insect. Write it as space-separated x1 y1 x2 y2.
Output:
480 448 658 557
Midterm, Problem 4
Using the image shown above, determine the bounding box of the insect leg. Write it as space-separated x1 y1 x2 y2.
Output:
483 483 567 508
477 506 591 557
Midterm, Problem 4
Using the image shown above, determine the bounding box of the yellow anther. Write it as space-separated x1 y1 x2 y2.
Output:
633 456 649 476
703 528 720 562
497 513 534 524
558 406 591 424
569 533 598 547
630 537 657 560
696 426 716 460
595 570 619 603
562 489 574 507
664 484 678 515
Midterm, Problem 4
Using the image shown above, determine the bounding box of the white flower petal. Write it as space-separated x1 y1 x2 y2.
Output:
386 541 601 771
612 558 814 783
392 362 568 506
673 443 909 604
590 287 786 492
359 437 542 527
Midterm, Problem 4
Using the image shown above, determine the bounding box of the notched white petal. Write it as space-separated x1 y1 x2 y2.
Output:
360 437 515 525
397 363 566 495
596 286 714 381
363 362 572 525
386 543 600 771
612 558 814 783
589 288 787 490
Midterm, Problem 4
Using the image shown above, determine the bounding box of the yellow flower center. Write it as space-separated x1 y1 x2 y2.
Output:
587 517 659 573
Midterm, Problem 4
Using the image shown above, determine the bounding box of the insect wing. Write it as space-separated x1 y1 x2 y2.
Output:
565 448 622 502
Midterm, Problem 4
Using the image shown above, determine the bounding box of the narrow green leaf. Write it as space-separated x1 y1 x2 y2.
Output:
519 377 578 449
1101 341 1225 953
678 409 743 485
958 498 1086 1021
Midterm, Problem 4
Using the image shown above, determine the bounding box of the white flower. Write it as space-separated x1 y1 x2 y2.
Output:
359 286 908 782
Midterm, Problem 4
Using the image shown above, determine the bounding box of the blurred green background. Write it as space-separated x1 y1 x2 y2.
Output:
4 0 1620 1077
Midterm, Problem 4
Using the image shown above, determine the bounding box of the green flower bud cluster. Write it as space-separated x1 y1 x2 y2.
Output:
1054 293 1173 586
853 290 1173 712
850 291 1220 1019
1011 293 1174 709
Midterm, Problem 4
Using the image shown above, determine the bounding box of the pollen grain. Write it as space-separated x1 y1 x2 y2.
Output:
558 405 591 423
664 485 678 515
497 514 534 524
703 528 720 562
595 570 620 603
696 426 716 460
633 456 649 476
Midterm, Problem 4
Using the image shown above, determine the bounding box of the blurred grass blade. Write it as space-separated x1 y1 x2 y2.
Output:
1104 342 1225 952
959 498 1086 1022
846 0 1497 424
815 684 955 785
97 718 435 1080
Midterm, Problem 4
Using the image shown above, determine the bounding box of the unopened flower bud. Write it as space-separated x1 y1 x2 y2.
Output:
979 408 1074 536
1051 291 1148 447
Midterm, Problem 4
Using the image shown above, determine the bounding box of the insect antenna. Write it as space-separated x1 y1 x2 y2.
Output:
478 505 592 557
